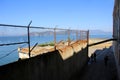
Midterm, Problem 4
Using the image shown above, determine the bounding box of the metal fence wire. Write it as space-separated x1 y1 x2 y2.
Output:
0 22 89 59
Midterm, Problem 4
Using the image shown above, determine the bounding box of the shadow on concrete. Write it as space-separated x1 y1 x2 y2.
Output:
70 47 119 80
0 47 89 80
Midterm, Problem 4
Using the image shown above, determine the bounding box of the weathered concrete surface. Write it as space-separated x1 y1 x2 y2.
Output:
70 47 119 80
0 47 88 80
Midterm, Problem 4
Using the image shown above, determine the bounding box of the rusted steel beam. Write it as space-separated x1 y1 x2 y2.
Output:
89 38 117 47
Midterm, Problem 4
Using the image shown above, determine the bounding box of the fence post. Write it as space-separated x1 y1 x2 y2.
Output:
80 30 82 40
87 30 89 45
86 30 89 59
27 21 32 58
68 29 70 46
76 30 78 41
54 28 56 50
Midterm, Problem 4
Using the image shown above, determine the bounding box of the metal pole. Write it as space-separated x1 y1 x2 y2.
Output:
27 21 32 58
68 29 70 46
86 30 89 57
87 30 89 45
0 23 88 31
54 28 56 49
76 30 78 41
80 31 82 40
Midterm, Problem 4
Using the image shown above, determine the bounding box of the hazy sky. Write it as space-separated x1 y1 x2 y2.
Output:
0 0 114 34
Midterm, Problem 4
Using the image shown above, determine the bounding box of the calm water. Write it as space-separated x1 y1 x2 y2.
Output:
0 34 112 66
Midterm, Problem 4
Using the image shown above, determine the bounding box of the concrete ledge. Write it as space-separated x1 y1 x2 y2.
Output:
0 47 88 80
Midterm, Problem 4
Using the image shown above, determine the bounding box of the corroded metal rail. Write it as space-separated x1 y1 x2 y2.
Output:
88 38 117 47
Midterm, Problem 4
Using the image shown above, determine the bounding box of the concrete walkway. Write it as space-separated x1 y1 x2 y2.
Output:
70 47 119 80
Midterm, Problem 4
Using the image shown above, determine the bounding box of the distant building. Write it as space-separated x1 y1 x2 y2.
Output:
113 0 120 79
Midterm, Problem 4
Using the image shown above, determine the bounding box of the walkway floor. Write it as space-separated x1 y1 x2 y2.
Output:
70 47 119 80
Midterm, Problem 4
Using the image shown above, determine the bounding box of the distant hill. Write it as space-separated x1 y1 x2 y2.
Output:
0 30 112 36
29 31 54 36
29 30 76 36
29 30 112 36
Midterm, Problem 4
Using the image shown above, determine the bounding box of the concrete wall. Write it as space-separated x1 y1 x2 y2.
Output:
0 47 88 80
113 0 120 79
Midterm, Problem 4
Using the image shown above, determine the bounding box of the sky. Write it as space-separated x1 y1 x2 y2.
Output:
0 0 114 35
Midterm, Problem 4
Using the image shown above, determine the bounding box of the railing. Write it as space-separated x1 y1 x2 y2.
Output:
0 21 89 60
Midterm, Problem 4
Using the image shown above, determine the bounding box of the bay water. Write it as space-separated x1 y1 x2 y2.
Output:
0 34 112 66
